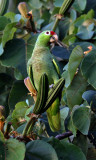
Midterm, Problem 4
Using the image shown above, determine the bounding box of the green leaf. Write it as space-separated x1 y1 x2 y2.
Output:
4 12 16 22
8 80 28 111
0 138 25 160
68 45 84 86
62 71 70 88
0 131 5 142
69 36 77 45
69 42 96 53
12 101 28 120
16 123 26 134
73 0 87 12
5 12 21 23
60 107 69 131
37 19 44 29
25 140 58 160
2 22 17 47
0 39 27 77
82 90 96 113
62 34 75 45
81 50 96 89
66 71 87 109
0 16 9 31
54 0 64 7
72 105 91 135
59 18 71 40
85 9 95 19
26 34 39 61
74 15 86 27
67 116 77 136
73 133 88 156
70 9 77 22
25 105 33 121
74 10 94 28
82 90 96 104
41 10 51 26
52 7 60 16
14 69 24 80
48 137 86 160
85 0 96 18
42 22 55 31
77 24 94 40
28 0 42 9
61 87 67 106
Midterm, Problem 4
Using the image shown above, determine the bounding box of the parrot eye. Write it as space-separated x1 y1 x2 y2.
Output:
45 31 50 35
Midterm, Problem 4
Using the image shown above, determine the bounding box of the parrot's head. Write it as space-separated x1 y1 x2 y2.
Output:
36 30 58 47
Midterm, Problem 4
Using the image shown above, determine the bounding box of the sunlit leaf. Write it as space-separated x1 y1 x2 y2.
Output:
12 101 28 120
2 22 17 47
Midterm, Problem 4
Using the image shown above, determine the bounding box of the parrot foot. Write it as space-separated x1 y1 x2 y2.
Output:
49 84 54 89
24 77 37 102
28 92 36 96
24 77 37 95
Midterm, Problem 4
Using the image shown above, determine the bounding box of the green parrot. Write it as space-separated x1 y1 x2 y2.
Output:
25 30 62 132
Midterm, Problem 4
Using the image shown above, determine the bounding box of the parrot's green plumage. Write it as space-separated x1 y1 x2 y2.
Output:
27 30 61 131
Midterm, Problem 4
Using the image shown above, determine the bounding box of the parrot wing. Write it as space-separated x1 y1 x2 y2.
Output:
24 64 37 101
52 59 60 78
28 65 37 91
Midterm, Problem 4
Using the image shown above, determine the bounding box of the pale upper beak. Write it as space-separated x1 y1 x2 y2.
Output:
50 34 58 42
50 34 68 48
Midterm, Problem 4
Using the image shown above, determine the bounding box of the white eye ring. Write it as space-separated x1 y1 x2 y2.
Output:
45 31 50 35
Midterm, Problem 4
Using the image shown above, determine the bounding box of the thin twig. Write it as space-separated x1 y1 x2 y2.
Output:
55 131 73 140
52 0 74 31
22 114 38 137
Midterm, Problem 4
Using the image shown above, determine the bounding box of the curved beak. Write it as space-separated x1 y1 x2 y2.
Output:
50 34 58 43
50 34 68 48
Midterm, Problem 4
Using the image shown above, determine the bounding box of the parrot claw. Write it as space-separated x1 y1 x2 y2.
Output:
24 77 37 102
28 92 36 96
24 77 37 95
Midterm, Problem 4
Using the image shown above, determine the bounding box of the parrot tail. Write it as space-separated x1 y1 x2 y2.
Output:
46 97 61 132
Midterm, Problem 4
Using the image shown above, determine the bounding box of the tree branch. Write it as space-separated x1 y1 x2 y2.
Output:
55 131 73 140
52 0 75 31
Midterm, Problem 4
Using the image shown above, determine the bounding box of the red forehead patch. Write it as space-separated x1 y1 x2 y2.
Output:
50 31 56 35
